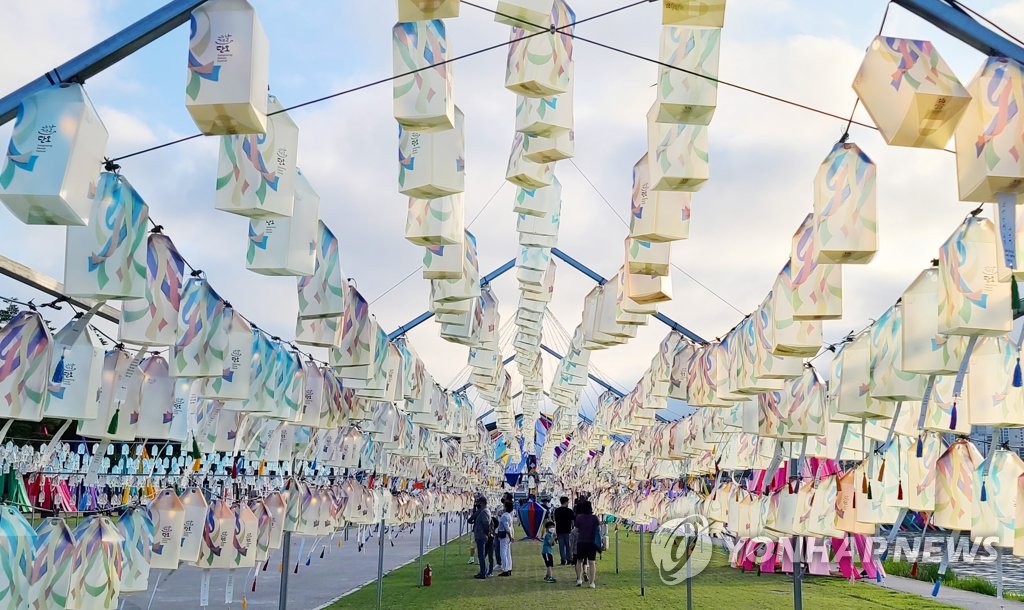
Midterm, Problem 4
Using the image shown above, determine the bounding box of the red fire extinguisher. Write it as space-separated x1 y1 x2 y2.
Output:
423 564 432 587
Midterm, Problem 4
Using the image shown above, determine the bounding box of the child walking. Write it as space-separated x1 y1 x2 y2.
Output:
542 521 557 583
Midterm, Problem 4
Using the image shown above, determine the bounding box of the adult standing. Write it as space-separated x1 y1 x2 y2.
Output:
468 497 490 579
574 499 600 589
496 501 515 576
553 496 574 566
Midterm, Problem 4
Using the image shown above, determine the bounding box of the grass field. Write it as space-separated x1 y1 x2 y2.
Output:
330 530 957 609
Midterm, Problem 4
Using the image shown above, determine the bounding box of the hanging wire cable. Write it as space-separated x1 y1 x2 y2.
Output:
841 2 893 141
369 266 422 306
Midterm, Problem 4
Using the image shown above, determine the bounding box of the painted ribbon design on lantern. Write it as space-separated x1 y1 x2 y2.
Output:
0 101 41 188
975 61 1020 167
186 12 223 100
393 21 449 114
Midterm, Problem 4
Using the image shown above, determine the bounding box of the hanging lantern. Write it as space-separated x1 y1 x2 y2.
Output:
654 26 720 125
64 172 150 300
812 141 877 264
933 438 983 530
901 267 968 374
625 237 671 276
852 37 970 149
393 20 454 132
906 432 941 511
768 264 823 357
297 221 346 319
77 348 142 441
118 234 187 347
185 0 269 135
835 469 875 534
295 315 340 348
397 0 460 20
196 309 253 402
0 507 33 609
880 436 912 511
171 277 228 377
954 57 1024 203
147 489 184 570
626 271 673 304
197 499 236 569
333 286 375 379
263 491 286 550
662 0 725 26
232 503 258 568
974 449 1024 548
423 238 465 281
116 507 153 593
938 216 1011 336
786 366 826 436
806 475 843 538
0 83 107 226
398 107 465 198
68 516 123 610
789 212 842 320
246 168 318 276
522 131 574 163
835 331 895 419
515 73 573 137
504 2 574 98
869 304 925 400
513 177 561 217
969 334 1024 426
506 132 554 188
248 499 271 562
44 317 102 421
495 0 552 29
179 488 208 564
517 204 560 248
229 331 274 414
753 298 802 381
404 194 465 246
135 353 185 441
630 154 690 242
32 517 74 610
646 104 709 192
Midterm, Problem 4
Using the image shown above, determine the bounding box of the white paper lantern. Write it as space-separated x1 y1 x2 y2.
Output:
901 267 968 374
647 104 709 192
44 317 102 421
654 26 720 125
246 168 319 276
405 194 465 246
812 141 878 264
185 0 270 135
297 221 346 319
504 4 573 98
789 212 842 320
630 154 690 242
869 304 925 401
625 237 671 276
937 216 1011 336
662 0 725 27
506 132 554 188
399 107 465 198
147 489 185 570
768 264 822 357
0 83 107 226
393 20 454 132
396 0 461 23
118 234 187 347
171 278 228 377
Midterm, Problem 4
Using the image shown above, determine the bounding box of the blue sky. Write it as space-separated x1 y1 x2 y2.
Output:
1 0 1023 423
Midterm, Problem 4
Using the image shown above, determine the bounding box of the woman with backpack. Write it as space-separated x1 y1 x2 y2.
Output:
573 499 600 588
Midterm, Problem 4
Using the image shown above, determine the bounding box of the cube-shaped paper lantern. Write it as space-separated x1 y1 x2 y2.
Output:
853 37 970 149
422 241 464 280
515 74 573 136
517 207 560 248
295 315 340 348
933 439 983 530
753 298 802 381
68 516 123 610
954 57 1024 203
789 212 842 320
172 278 228 377
625 237 671 276
938 216 1011 336
0 83 107 225
630 154 691 242
655 26 720 125
135 354 186 441
968 335 1024 427
397 0 460 21
185 0 269 135
393 20 455 132
505 10 573 98
973 449 1024 548
835 331 895 420
626 271 673 304
513 177 560 217
662 0 725 27
32 518 75 610
495 0 552 30
768 264 822 357
923 374 971 434
506 132 554 188
65 172 150 300
405 194 465 246
214 95 298 219
45 317 103 421
522 131 574 163
246 168 319 276
812 141 877 264
78 348 142 441
398 107 465 198
0 311 52 422
196 309 253 401
647 105 709 192
869 304 925 401
118 234 187 347
901 267 968 374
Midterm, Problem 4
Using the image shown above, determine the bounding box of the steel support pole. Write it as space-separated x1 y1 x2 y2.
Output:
418 516 426 587
687 551 693 610
892 0 1024 64
376 519 385 610
615 526 619 574
639 527 645 596
278 530 292 610
443 513 448 567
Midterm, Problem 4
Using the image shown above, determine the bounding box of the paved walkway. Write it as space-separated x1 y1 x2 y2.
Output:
869 575 1024 610
120 514 471 609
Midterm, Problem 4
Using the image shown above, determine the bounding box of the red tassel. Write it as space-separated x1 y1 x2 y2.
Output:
897 481 904 501
877 460 885 482
910 563 918 578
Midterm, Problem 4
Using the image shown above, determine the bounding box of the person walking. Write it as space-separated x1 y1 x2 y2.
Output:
553 496 574 566
468 497 490 579
541 520 557 583
574 499 600 589
496 501 515 576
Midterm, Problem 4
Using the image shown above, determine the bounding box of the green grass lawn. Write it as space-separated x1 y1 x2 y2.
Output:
330 531 957 609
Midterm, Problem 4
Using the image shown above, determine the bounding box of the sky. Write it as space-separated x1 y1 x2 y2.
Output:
1 0 1023 425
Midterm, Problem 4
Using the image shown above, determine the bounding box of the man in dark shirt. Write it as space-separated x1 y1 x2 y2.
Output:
468 498 490 578
552 496 574 565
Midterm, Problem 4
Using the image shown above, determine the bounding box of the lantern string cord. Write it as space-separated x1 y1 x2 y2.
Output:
949 0 1024 47
841 1 893 142
368 266 423 306
106 1 649 164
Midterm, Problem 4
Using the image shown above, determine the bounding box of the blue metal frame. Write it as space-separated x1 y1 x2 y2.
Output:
550 248 706 343
387 257 515 341
539 344 625 397
0 0 210 125
892 0 1024 65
